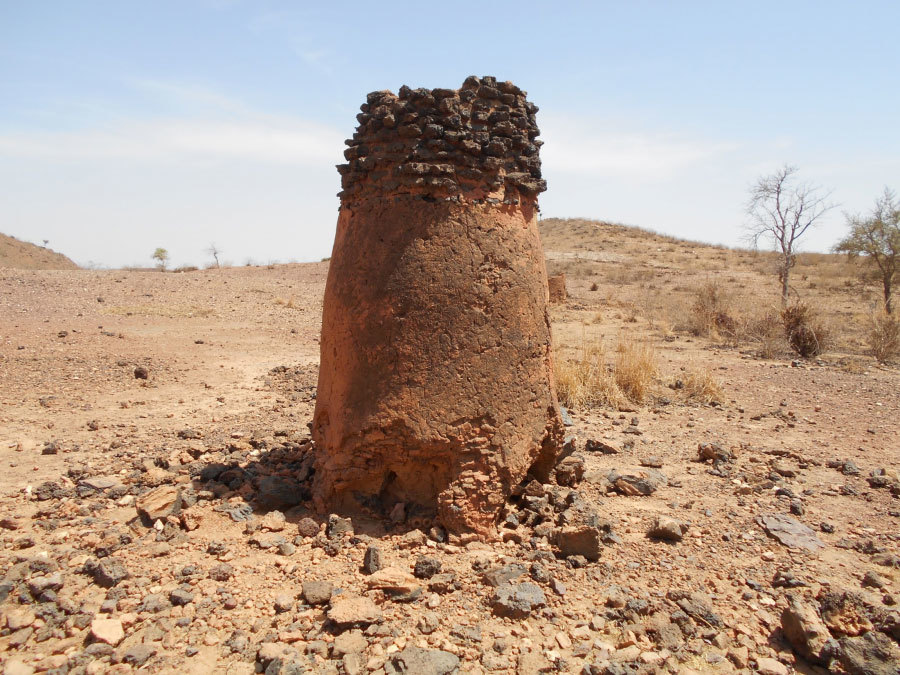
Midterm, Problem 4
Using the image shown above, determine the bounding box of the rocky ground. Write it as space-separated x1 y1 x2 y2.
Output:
1 261 899 675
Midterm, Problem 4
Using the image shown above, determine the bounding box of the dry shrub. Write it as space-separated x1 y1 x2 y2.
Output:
554 342 626 411
743 310 787 359
689 282 737 339
781 302 830 358
868 310 900 363
614 341 657 404
555 339 657 410
680 367 723 404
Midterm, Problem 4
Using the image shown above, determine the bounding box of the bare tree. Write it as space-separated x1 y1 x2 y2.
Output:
206 243 221 269
745 165 836 306
834 187 900 313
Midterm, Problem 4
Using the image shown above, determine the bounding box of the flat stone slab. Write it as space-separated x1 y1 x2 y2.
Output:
327 597 383 628
757 513 824 552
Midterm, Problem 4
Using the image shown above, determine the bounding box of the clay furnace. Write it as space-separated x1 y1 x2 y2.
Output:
311 76 564 539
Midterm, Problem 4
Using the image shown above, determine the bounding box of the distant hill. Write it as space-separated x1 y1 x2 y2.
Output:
0 234 79 270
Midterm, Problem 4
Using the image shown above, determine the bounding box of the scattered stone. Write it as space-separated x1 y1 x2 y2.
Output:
414 556 442 579
427 572 458 594
327 597 383 628
296 517 319 538
668 590 723 627
551 578 566 596
0 516 21 530
209 563 234 581
872 553 900 568
608 468 666 496
2 660 34 675
274 594 294 613
327 514 354 538
138 593 171 613
772 460 798 477
586 439 619 454
832 631 900 675
772 569 806 588
4 608 35 631
818 589 873 636
135 485 182 523
781 593 830 664
133 366 149 379
482 563 527 587
647 516 687 542
120 644 156 667
417 611 440 634
384 646 460 675
169 588 194 606
248 532 287 549
363 545 383 574
863 571 886 589
557 526 603 561
365 567 422 601
491 582 546 619
256 476 303 511
640 456 663 468
301 580 333 606
555 455 585 486
755 657 789 675
727 646 749 669
87 558 129 588
260 510 286 531
343 653 364 675
698 442 732 462
757 513 825 552
332 629 367 656
90 618 125 646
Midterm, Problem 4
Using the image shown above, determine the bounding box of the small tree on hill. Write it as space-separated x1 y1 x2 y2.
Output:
745 165 836 306
206 243 221 268
834 187 900 313
152 247 169 271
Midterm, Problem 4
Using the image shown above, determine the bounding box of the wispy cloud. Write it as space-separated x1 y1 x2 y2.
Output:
0 117 343 165
129 79 252 114
540 114 738 179
0 81 344 165
248 8 337 74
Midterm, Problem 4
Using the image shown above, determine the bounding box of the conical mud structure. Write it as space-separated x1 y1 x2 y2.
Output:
311 76 564 539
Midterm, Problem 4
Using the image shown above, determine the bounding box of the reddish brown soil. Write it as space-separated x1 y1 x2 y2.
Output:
0 248 898 674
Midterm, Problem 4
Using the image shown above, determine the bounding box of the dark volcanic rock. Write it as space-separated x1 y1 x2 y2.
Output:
87 558 129 588
491 582 546 619
384 645 460 675
256 476 303 511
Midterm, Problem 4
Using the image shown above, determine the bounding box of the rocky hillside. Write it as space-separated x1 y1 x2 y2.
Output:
0 234 79 270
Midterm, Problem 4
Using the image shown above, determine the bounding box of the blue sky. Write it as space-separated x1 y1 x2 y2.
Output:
1 1 898 267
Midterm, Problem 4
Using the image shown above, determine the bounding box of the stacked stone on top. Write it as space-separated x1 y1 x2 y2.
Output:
337 75 546 205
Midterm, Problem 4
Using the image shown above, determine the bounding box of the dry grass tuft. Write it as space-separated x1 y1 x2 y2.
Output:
679 367 724 404
554 341 626 411
614 340 657 404
868 310 900 364
743 310 787 359
782 302 830 358
274 296 297 309
688 282 737 339
555 338 658 410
